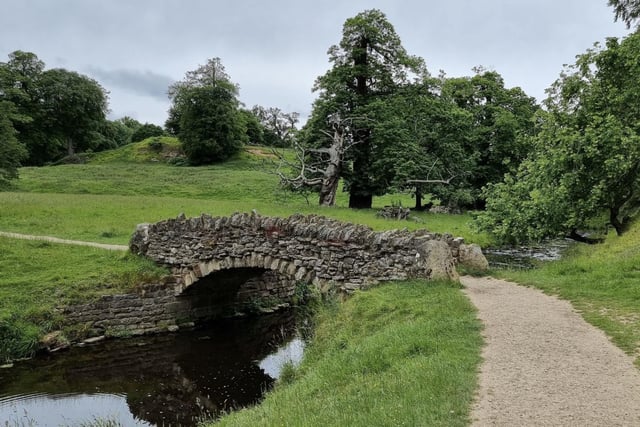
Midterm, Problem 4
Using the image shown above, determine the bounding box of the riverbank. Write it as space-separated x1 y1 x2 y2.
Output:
212 280 482 427
0 238 166 362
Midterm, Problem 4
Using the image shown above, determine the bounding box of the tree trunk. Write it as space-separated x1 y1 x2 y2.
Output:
67 137 75 156
348 193 372 209
414 187 423 210
609 206 629 236
318 145 341 206
348 36 373 210
319 174 339 206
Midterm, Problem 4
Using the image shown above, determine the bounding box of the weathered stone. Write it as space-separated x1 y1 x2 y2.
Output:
419 240 459 281
458 243 489 271
56 213 482 347
130 213 471 292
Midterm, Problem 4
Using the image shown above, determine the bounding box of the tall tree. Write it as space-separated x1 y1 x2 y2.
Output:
308 9 427 208
478 33 640 242
39 68 109 157
368 82 476 209
166 58 245 164
0 51 110 164
0 51 48 165
441 70 539 207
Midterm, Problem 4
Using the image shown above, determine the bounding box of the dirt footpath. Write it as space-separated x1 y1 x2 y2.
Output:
461 276 640 426
0 231 128 251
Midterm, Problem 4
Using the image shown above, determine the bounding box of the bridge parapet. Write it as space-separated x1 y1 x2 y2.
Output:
130 212 472 293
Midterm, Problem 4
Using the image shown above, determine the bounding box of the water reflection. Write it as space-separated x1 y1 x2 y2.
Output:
0 311 306 426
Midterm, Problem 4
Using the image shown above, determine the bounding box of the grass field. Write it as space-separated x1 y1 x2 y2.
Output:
1 140 490 246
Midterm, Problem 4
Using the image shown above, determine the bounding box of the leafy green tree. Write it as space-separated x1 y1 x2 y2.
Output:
131 122 165 143
39 68 109 158
166 58 245 164
368 82 476 209
95 119 133 151
478 33 640 242
0 51 48 165
308 9 427 208
239 109 265 145
441 70 539 207
1 51 110 164
175 86 245 164
0 101 28 188
608 0 640 27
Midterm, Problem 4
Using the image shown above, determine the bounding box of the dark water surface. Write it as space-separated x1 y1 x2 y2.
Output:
0 312 307 426
484 238 575 269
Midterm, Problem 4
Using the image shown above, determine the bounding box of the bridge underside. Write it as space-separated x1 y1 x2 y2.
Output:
177 267 298 321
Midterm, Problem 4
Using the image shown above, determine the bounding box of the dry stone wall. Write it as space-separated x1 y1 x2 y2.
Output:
130 212 464 293
61 269 295 338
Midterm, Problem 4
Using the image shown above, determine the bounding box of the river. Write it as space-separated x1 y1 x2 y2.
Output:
483 238 575 269
0 311 308 426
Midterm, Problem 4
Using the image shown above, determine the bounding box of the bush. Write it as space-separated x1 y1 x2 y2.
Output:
131 123 165 143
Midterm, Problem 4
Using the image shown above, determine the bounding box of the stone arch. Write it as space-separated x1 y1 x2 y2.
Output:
176 254 314 293
130 212 471 302
176 267 296 319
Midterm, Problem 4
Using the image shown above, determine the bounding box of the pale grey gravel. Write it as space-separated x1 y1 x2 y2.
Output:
462 276 640 427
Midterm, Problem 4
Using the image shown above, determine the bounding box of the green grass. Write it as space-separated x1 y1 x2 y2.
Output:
211 280 482 427
0 192 487 246
497 221 640 366
2 140 490 246
0 238 166 362
89 136 183 164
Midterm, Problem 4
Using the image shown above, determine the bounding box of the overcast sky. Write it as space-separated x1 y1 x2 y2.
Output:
0 1 631 126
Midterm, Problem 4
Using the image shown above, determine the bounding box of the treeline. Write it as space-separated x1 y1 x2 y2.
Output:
0 52 293 186
279 9 538 211
283 6 640 242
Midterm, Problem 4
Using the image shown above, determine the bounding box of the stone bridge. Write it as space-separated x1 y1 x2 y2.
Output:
130 212 484 296
59 213 487 340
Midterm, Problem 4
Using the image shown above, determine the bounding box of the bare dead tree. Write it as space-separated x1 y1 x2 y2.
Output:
272 114 356 206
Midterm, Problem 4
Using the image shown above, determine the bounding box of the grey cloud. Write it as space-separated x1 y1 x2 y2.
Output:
86 67 174 101
0 0 631 126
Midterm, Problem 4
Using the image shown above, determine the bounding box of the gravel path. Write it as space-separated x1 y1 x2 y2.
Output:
0 231 128 251
461 276 640 426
